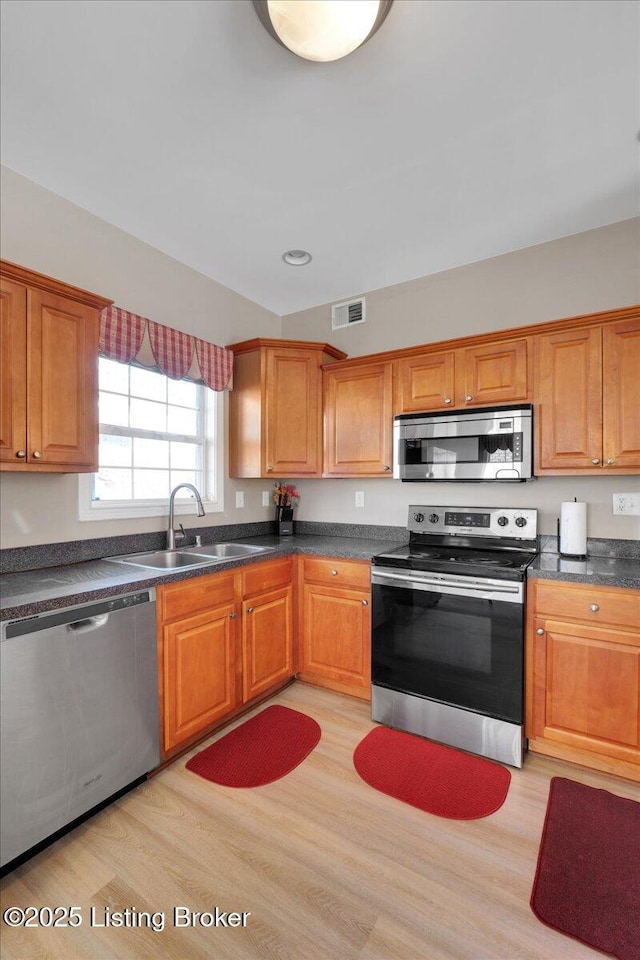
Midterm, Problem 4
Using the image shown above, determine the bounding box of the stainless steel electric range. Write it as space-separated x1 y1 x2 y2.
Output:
371 505 538 767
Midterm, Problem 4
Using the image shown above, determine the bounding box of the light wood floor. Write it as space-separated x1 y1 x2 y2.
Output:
2 683 639 960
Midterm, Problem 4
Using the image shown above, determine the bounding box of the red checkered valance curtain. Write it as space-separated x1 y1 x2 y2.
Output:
99 305 233 391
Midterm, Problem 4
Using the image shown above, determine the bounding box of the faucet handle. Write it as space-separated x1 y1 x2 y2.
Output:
175 523 187 544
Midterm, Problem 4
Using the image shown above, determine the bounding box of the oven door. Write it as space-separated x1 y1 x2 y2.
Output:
371 568 524 723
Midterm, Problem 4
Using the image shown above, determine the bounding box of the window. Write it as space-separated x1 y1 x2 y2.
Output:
79 358 222 520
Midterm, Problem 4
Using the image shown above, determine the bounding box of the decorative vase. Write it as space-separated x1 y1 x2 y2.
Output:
275 506 294 536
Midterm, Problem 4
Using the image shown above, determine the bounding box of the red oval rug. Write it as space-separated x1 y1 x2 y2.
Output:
353 726 511 819
186 704 321 787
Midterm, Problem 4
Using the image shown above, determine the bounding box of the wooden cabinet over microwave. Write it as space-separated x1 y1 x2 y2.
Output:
395 337 531 413
0 260 112 472
228 338 346 478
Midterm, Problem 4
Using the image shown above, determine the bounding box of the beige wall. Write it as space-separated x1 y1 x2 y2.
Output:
1 167 638 547
281 218 640 356
0 166 279 547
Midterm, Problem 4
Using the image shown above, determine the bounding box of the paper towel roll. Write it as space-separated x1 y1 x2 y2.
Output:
559 501 587 557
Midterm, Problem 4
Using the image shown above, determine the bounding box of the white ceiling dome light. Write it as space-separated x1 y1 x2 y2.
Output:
252 0 394 63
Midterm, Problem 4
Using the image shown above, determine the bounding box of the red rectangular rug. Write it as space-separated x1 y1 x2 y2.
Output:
530 777 640 960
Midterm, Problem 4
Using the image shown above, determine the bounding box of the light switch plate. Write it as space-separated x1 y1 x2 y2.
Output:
235 491 245 509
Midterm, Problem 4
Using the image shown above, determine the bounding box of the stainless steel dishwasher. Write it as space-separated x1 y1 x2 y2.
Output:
1 589 160 869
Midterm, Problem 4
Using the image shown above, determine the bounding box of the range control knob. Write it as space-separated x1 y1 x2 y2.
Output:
428 513 440 524
497 516 509 527
413 512 425 524
515 516 528 528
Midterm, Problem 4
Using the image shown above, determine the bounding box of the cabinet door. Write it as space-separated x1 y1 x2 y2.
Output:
395 351 456 412
602 318 640 471
264 347 321 476
535 326 602 471
530 618 640 770
0 279 27 464
461 338 529 406
300 583 371 699
163 602 239 751
27 288 98 468
324 362 393 476
242 585 293 702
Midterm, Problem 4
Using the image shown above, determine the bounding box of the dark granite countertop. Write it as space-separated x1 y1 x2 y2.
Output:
528 552 640 590
0 534 404 621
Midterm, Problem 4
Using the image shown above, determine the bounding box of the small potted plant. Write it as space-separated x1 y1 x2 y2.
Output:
273 480 300 536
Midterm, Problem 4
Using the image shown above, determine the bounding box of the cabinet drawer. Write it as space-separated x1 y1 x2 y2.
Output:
534 580 640 631
242 557 292 597
159 571 236 622
302 556 371 589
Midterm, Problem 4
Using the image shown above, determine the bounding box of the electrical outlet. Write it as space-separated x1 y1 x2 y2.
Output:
612 493 640 516
262 491 270 507
355 491 365 508
235 491 244 509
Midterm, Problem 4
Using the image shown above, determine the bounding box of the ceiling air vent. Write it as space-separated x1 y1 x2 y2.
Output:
331 297 366 330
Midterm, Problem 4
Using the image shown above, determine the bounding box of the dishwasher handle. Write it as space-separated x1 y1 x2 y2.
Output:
67 613 109 634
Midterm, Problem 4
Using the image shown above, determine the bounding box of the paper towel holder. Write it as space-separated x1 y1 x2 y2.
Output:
557 498 588 560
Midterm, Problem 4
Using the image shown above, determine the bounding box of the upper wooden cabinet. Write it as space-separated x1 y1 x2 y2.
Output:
323 359 394 476
228 338 346 478
0 260 112 473
535 314 640 474
395 337 530 413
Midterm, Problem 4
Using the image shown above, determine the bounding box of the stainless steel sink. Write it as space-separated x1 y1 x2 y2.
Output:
105 542 274 571
185 543 273 560
105 551 220 571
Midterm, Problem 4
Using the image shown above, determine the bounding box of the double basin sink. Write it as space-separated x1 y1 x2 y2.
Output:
106 542 274 573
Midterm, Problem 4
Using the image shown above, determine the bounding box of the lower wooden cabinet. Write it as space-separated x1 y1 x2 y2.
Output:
297 556 371 700
158 558 294 755
526 579 640 781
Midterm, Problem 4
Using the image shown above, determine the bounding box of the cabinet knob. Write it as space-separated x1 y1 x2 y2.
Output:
330 569 338 576
266 465 273 472
32 450 42 459
383 464 391 471
229 612 237 619
590 603 599 613
606 458 614 465
361 599 368 606
591 458 600 465
16 450 26 458
444 397 452 404
536 628 545 635
465 395 473 402
247 606 254 613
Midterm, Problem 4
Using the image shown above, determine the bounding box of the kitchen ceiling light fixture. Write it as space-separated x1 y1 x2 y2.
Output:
283 249 312 265
252 0 394 63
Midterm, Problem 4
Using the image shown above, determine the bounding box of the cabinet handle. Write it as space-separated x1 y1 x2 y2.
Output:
229 612 237 619
16 450 26 458
605 458 614 465
361 599 368 606
266 465 273 472
591 458 600 465
247 606 254 613
32 450 42 459
465 395 473 402
383 465 391 471
536 628 545 635
444 398 452 404
590 603 599 613
330 569 338 576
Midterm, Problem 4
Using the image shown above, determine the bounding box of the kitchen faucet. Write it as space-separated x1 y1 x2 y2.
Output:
167 483 205 550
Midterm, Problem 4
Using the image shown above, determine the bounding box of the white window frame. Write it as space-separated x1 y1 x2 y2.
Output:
78 374 224 522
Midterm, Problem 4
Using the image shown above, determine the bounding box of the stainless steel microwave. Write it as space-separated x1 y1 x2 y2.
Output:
393 405 533 482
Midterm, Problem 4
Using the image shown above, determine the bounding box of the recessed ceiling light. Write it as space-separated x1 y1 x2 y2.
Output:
283 249 312 266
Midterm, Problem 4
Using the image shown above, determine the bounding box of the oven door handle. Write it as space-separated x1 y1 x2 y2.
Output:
371 569 523 602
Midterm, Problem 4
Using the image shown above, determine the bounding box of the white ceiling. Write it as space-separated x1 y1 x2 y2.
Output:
1 0 638 316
